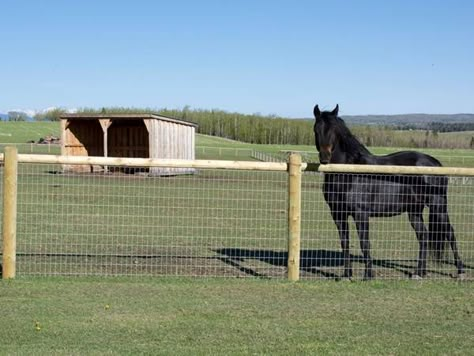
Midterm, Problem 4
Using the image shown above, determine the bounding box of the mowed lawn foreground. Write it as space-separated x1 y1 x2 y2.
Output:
0 277 473 355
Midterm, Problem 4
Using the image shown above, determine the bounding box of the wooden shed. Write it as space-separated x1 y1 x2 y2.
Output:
60 113 197 175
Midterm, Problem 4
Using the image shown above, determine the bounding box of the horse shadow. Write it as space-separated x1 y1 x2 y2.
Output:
213 248 460 280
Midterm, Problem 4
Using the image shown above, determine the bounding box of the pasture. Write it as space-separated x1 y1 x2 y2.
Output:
0 278 473 354
1 122 474 354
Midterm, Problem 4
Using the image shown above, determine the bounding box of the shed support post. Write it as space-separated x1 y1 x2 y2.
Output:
60 119 67 156
99 119 112 172
2 146 18 279
287 153 302 281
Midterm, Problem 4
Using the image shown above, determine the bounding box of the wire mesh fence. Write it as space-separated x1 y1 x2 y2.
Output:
301 172 473 280
1 155 473 280
0 143 61 155
12 163 288 277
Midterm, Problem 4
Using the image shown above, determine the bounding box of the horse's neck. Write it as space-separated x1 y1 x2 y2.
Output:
357 153 378 164
332 143 373 164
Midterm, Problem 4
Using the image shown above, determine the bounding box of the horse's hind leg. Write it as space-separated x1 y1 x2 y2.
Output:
430 205 465 276
445 221 465 276
354 214 374 280
408 210 428 278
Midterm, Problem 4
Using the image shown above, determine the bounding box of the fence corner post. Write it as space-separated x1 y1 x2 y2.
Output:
2 146 18 279
288 153 302 281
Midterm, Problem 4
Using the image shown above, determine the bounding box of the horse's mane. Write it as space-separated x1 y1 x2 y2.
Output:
332 116 371 158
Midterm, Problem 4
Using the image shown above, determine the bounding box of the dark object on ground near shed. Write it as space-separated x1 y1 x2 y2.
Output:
37 135 61 144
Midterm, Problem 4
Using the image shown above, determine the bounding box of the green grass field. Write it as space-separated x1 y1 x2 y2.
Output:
1 278 473 355
0 121 61 143
1 121 474 354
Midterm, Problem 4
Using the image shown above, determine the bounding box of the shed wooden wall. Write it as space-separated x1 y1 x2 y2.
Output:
145 119 195 176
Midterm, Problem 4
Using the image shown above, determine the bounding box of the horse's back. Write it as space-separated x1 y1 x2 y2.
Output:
372 151 442 167
368 151 447 194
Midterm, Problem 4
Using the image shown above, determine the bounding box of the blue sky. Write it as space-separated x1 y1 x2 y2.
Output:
1 0 473 117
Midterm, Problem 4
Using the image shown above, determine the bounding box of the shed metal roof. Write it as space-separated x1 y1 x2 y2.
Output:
60 113 198 128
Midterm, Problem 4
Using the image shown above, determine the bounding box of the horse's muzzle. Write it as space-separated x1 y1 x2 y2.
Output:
319 150 331 164
318 144 332 164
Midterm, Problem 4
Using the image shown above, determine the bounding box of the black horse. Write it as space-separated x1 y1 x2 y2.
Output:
313 104 464 279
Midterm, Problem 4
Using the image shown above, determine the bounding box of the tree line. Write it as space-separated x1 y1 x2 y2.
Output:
26 106 474 149
394 122 474 133
71 106 315 145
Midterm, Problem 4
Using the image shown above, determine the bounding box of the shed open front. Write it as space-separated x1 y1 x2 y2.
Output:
107 119 149 158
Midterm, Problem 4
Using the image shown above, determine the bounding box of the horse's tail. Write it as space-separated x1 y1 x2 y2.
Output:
427 184 465 275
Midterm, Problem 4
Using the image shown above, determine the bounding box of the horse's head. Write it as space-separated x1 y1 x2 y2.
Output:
313 104 339 164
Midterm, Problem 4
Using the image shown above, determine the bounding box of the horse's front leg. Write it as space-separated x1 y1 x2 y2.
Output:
354 214 374 280
333 216 352 279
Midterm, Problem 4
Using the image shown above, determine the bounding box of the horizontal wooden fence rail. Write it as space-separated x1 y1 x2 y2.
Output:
3 154 474 176
305 162 474 177
15 154 289 172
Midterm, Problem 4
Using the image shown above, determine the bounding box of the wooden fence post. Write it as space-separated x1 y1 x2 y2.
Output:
2 146 18 279
288 153 302 281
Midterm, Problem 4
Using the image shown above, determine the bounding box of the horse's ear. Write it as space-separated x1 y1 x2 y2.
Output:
332 104 339 116
313 105 321 119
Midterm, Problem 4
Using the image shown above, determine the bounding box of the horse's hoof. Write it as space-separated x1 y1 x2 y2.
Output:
411 274 423 280
457 273 467 281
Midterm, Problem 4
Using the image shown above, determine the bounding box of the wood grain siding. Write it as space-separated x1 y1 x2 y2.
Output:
147 120 196 176
190 126 195 160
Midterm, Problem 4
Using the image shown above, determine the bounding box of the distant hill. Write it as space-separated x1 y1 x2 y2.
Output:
339 114 474 127
0 112 34 121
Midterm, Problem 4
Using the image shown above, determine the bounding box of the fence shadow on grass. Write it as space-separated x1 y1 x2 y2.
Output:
214 248 358 280
214 248 459 280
